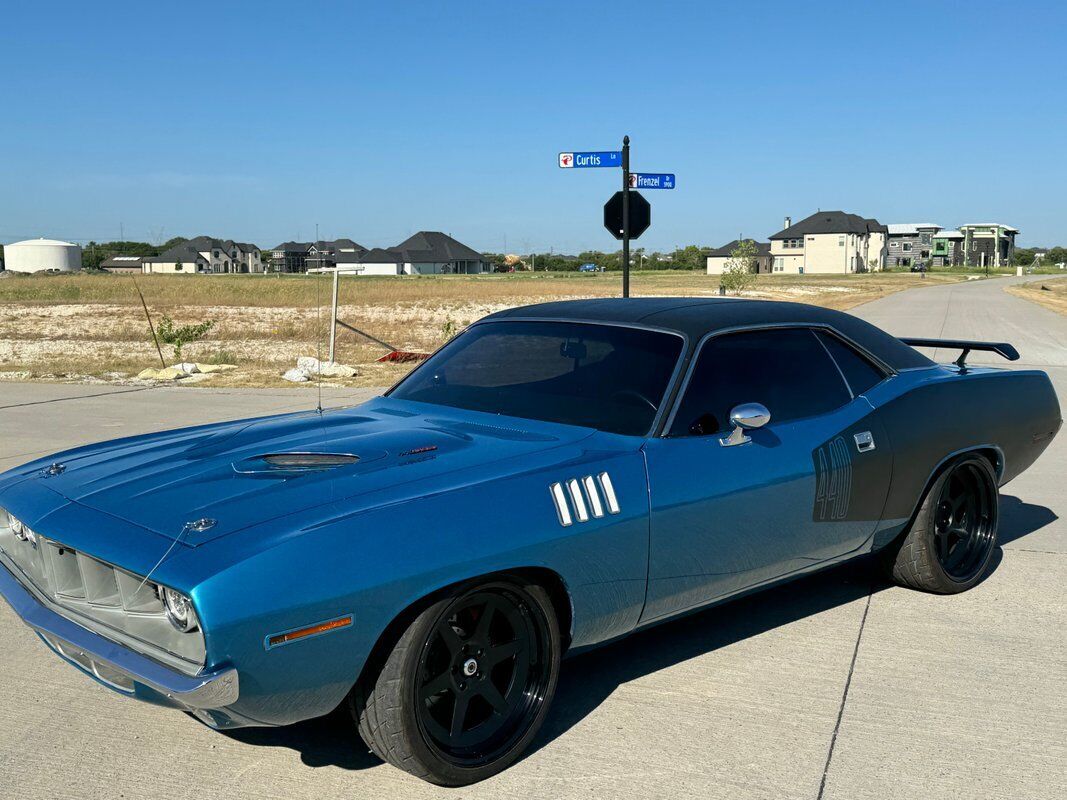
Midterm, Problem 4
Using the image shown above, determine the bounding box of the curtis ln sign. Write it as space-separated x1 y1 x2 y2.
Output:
558 151 622 168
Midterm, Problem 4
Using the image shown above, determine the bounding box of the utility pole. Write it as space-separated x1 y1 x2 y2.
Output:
622 135 631 298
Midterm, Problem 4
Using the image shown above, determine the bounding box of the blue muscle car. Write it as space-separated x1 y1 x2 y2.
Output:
0 298 1060 785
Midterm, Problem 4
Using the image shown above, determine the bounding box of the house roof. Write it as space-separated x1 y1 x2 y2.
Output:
485 298 933 372
391 231 484 263
707 239 771 257
770 211 885 239
933 229 964 239
345 247 403 264
271 241 311 253
959 223 1019 233
328 238 364 251
887 223 941 235
99 255 145 268
144 243 207 263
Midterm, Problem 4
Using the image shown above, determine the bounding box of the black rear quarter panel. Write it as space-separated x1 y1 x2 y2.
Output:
875 367 1061 520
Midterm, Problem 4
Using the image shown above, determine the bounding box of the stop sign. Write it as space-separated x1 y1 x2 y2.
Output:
603 190 651 240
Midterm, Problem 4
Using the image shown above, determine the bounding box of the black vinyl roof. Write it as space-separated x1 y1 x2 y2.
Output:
484 298 933 370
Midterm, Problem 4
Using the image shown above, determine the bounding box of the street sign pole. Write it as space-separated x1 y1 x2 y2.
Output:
622 135 630 298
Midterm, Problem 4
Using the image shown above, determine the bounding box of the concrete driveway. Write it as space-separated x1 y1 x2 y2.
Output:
0 277 1063 799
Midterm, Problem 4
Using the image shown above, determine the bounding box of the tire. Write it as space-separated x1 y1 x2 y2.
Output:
880 454 999 593
351 577 561 786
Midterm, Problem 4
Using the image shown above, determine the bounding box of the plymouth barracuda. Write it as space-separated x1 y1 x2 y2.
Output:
0 298 1060 785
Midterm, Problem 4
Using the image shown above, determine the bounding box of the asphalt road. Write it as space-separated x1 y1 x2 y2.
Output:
0 276 1063 799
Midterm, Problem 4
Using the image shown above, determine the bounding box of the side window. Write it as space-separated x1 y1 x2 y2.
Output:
815 330 886 397
670 328 850 437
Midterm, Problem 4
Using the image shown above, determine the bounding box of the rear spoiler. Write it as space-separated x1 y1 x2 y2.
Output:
899 338 1020 369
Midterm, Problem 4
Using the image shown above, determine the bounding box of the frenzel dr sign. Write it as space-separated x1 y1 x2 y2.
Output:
628 173 675 189
558 151 622 168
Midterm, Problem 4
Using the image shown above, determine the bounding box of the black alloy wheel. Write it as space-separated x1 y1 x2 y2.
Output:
881 453 1000 594
352 577 560 785
931 459 997 582
414 586 554 766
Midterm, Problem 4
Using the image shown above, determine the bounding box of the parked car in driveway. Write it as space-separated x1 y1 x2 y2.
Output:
0 298 1060 785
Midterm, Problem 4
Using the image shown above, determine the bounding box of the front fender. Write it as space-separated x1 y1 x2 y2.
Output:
182 436 650 727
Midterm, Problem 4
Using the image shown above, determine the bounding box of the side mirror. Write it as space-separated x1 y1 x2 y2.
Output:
720 402 771 447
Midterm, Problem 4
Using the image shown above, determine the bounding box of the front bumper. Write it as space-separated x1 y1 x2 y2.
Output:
0 561 238 710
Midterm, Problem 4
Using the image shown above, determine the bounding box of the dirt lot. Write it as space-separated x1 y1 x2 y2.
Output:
1007 275 1067 315
0 271 969 389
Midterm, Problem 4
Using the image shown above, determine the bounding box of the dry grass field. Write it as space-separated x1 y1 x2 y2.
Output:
0 270 969 389
1007 276 1067 316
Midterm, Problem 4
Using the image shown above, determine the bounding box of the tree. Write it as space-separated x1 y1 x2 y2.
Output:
156 315 214 363
669 245 707 270
720 239 759 295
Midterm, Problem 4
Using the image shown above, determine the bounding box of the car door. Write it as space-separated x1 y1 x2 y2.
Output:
640 326 893 623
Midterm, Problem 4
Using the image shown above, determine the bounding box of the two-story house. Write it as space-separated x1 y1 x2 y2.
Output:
269 239 367 273
768 212 887 274
143 236 263 274
886 223 941 269
931 230 965 267
959 223 1018 268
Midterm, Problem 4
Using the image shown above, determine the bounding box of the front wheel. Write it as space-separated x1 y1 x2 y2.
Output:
881 454 999 593
352 578 561 785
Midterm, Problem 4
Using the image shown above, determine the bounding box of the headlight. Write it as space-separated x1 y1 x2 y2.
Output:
6 513 36 546
160 586 200 633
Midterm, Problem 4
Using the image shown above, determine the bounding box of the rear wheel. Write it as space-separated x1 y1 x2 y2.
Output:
881 454 999 593
352 578 560 785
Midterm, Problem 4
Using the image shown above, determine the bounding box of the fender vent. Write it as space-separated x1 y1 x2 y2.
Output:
549 472 620 527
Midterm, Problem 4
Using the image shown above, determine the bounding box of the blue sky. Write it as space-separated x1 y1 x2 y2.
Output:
2 0 1064 252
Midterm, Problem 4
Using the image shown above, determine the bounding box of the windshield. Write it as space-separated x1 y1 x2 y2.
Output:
388 321 684 435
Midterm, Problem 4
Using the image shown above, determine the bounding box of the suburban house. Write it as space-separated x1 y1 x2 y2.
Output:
268 239 366 273
99 255 145 273
886 223 941 269
959 223 1018 268
143 237 263 274
705 239 772 275
341 232 489 276
768 212 887 274
931 229 965 267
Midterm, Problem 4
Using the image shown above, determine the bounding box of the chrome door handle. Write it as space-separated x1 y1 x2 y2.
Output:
854 431 875 452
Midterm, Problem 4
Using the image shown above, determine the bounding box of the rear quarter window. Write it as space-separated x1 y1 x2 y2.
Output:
815 330 887 397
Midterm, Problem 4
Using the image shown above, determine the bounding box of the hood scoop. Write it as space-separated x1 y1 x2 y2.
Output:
233 452 361 475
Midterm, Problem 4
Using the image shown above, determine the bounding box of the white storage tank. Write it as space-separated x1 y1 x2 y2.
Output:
3 238 82 273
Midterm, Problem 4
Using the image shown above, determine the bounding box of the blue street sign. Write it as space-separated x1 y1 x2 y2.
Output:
628 173 676 189
558 151 622 168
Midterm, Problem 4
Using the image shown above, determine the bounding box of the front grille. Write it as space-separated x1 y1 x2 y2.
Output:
0 511 205 670
0 527 166 617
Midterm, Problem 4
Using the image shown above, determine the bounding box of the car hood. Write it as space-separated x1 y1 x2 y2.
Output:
11 397 597 545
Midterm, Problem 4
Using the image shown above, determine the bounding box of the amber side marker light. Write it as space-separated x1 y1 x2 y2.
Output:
266 616 353 650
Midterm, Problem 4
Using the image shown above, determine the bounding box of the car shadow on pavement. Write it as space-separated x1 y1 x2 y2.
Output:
224 704 382 770
998 494 1058 545
222 494 1054 773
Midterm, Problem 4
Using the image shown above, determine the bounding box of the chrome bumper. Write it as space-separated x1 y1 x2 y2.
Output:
0 562 238 709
